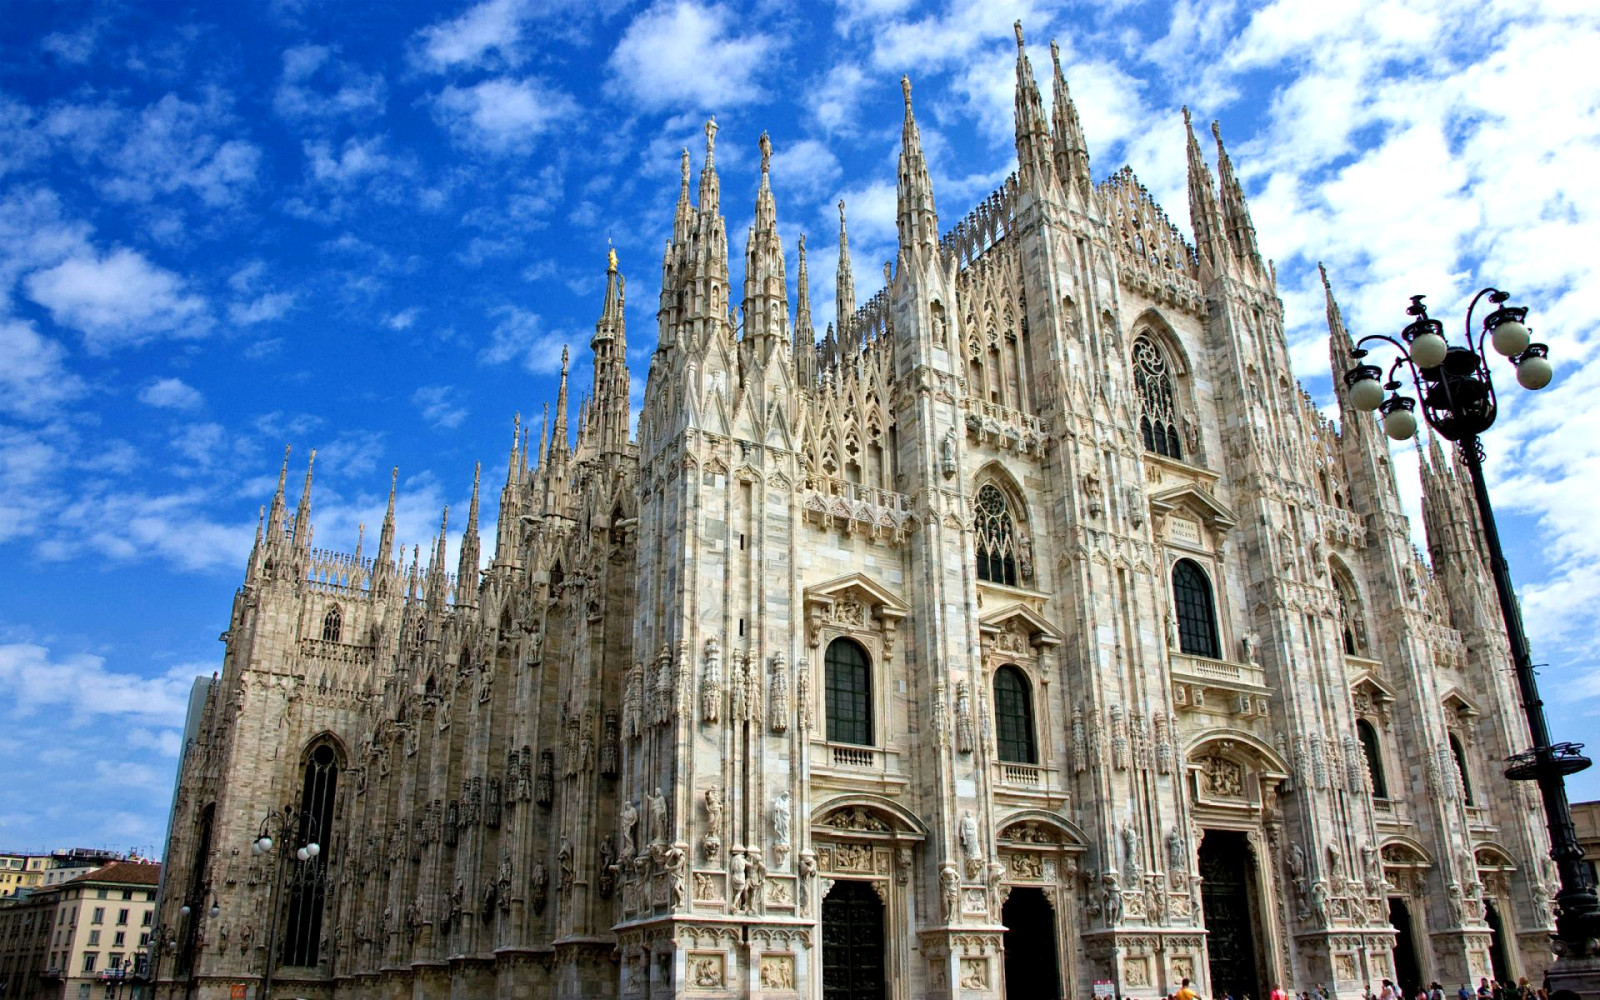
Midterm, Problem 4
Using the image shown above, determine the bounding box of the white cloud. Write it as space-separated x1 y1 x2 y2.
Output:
304 135 394 184
810 63 870 136
24 247 209 351
138 377 204 411
0 319 86 421
412 385 469 430
481 305 581 376
770 138 843 201
0 644 195 724
433 78 580 153
229 291 297 325
79 93 261 208
386 307 421 330
607 1 778 112
273 44 386 122
414 0 530 71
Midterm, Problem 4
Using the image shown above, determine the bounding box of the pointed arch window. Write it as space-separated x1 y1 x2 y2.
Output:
1133 335 1183 459
281 742 338 968
1172 559 1221 659
825 638 872 746
993 665 1036 764
321 606 341 643
1356 718 1388 798
974 484 1019 586
1449 733 1475 805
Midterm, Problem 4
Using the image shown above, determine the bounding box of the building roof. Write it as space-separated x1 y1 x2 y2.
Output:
64 861 162 888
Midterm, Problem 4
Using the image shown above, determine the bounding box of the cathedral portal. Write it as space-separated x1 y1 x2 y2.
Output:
1200 830 1265 1000
822 880 886 1000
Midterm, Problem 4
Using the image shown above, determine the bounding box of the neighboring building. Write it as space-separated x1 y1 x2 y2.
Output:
0 860 160 1000
0 854 51 899
151 26 1558 1000
1576 801 1600 895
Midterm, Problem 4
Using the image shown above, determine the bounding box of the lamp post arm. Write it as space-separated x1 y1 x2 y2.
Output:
1459 436 1599 952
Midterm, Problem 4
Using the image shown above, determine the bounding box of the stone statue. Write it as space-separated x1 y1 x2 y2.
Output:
959 811 981 876
730 850 750 912
773 790 791 849
940 864 960 922
648 787 668 844
558 836 574 892
530 861 549 915
620 799 638 860
704 787 723 837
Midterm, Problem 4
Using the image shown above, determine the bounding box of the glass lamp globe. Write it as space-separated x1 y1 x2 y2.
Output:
1517 354 1553 390
1349 377 1385 412
296 847 309 861
307 843 320 857
258 836 272 852
208 904 219 919
250 842 261 856
1383 406 1418 441
1492 319 1531 357
178 906 190 916
1409 331 1448 368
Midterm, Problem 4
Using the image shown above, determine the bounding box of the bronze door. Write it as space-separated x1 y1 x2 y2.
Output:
823 879 886 1000
1199 830 1261 1000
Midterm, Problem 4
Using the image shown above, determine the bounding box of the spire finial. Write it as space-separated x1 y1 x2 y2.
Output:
901 75 913 115
798 233 806 258
705 116 718 157
607 244 618 273
759 131 771 175
1014 19 1025 48
680 147 690 184
560 344 570 374
1183 105 1192 128
1211 118 1222 141
1050 39 1061 71
277 445 291 491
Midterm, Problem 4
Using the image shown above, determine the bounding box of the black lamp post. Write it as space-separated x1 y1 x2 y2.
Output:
1344 289 1597 991
250 807 321 1000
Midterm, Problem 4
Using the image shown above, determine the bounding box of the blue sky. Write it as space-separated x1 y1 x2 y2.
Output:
1 0 1597 853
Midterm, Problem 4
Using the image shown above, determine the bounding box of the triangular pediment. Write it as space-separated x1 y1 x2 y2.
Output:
803 572 908 619
1350 671 1397 705
1149 483 1237 529
978 602 1062 647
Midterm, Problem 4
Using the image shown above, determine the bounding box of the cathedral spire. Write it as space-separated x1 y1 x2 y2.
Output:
1049 39 1091 199
551 345 570 460
674 147 693 243
795 234 816 385
593 250 631 455
266 445 291 541
836 200 856 336
1012 22 1055 192
457 463 481 605
896 76 939 265
742 131 789 356
1184 107 1226 268
427 505 449 611
697 117 720 217
291 449 316 550
377 465 397 571
506 412 521 488
1212 119 1263 268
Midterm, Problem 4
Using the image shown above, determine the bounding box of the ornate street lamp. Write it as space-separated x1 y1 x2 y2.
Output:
1344 289 1597 988
251 806 321 1000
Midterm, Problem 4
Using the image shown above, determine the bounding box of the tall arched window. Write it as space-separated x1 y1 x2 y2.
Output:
321 606 341 643
1132 335 1183 459
1172 559 1221 659
1356 718 1388 798
974 484 1019 586
281 742 338 968
825 638 873 746
993 666 1036 764
1449 733 1475 805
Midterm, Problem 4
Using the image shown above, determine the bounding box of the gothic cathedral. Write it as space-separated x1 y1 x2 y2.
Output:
155 26 1556 1000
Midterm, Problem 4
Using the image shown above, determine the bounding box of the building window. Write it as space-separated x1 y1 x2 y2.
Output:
91 908 104 925
1449 733 1475 806
82 953 96 973
116 909 127 925
109 953 123 970
87 931 99 947
141 912 151 926
1171 559 1221 659
113 932 124 947
120 891 131 901
824 638 873 747
96 890 107 900
321 606 342 643
1356 719 1388 798
281 741 339 967
1133 334 1183 459
993 665 1037 764
974 484 1019 586
139 933 149 947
